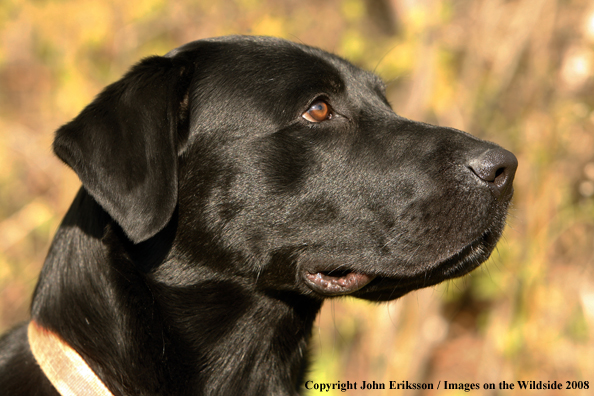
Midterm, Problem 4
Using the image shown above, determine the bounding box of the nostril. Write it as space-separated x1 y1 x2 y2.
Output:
468 148 518 198
493 166 508 188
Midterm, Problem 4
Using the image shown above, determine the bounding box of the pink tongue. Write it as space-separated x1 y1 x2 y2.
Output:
305 271 374 295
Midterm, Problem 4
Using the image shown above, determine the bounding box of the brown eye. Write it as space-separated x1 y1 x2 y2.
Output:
302 101 332 122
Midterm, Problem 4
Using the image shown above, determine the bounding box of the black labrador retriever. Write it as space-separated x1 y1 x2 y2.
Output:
0 36 517 395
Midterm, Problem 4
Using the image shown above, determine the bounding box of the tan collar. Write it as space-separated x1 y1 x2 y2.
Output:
27 321 114 396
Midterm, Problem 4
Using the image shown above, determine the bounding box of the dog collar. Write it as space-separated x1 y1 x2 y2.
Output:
27 321 114 396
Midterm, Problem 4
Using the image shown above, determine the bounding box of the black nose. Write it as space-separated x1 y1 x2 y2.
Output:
467 148 518 199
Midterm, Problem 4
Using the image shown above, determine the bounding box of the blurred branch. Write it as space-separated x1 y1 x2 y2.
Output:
364 0 399 36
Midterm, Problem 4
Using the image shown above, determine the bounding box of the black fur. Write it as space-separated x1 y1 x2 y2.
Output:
0 36 517 395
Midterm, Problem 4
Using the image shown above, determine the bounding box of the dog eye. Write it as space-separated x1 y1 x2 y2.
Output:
302 100 332 123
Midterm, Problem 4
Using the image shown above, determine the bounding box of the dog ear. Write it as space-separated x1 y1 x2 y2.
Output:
53 55 194 243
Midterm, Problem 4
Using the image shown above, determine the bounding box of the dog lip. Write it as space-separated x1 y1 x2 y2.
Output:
352 229 501 301
304 270 376 296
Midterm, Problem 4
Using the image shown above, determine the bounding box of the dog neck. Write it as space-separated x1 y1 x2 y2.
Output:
31 189 322 395
151 280 322 394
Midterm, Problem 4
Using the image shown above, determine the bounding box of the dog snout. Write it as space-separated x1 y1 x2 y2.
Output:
467 147 518 199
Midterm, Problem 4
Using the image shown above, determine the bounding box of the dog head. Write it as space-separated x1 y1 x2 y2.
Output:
54 36 517 302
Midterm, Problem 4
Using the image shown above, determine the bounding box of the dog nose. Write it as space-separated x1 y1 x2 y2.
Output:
467 148 518 199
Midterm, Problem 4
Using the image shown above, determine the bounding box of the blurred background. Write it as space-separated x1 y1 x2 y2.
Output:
1 0 593 394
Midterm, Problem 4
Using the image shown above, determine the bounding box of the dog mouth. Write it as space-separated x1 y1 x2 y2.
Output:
304 270 375 296
302 227 501 298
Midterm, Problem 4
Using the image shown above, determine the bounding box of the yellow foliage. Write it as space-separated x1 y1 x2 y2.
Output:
252 15 286 38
